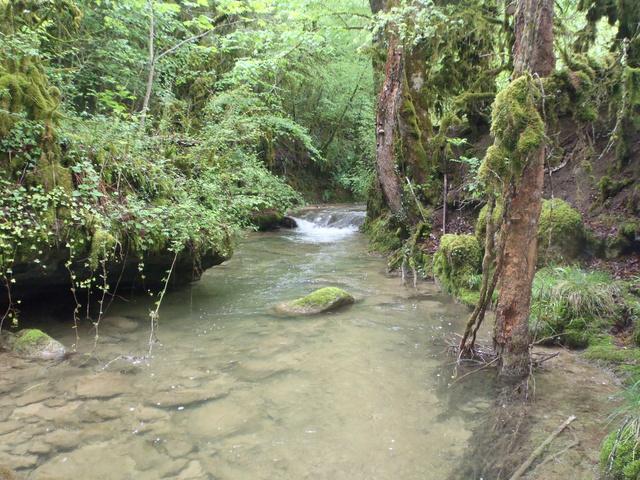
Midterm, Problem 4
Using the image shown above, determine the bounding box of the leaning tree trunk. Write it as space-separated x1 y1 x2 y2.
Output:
374 37 405 215
492 0 555 376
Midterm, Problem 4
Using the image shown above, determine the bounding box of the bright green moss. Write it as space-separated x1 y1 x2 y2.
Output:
601 424 640 480
433 234 482 307
538 198 585 262
362 213 404 254
277 287 356 315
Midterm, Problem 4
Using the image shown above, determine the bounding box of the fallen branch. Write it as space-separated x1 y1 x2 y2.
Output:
531 352 559 365
509 414 577 480
531 439 580 473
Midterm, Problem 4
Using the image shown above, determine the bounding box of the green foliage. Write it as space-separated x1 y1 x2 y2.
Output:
373 0 504 127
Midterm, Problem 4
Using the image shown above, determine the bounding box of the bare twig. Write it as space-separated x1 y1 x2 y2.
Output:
509 414 577 480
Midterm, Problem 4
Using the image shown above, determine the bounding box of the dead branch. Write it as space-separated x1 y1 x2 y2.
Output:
531 352 559 365
509 414 577 480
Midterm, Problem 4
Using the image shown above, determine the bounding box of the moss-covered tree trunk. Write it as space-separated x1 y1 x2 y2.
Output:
372 0 435 218
492 0 554 377
374 37 405 215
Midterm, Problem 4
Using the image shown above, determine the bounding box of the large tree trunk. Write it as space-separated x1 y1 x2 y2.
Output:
492 0 555 376
374 38 405 215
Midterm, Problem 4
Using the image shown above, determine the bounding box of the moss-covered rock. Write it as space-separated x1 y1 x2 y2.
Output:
432 234 481 307
476 198 585 264
275 287 355 315
1 328 66 360
249 208 284 231
537 198 585 262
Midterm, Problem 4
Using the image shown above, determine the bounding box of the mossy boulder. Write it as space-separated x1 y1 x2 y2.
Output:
476 198 585 264
432 234 482 307
600 423 640 480
1 329 66 360
275 287 355 315
538 198 585 262
249 208 284 231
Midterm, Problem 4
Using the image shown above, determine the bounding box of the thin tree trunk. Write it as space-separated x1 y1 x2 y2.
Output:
140 0 155 129
492 150 545 375
374 38 404 215
492 0 555 376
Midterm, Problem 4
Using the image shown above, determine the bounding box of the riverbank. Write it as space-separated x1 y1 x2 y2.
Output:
450 344 620 479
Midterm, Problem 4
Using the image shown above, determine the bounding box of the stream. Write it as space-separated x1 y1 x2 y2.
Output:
0 204 496 479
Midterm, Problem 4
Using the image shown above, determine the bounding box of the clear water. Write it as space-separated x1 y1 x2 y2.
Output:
0 205 492 479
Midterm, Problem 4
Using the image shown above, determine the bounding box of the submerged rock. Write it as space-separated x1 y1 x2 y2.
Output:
1 329 66 360
275 287 355 315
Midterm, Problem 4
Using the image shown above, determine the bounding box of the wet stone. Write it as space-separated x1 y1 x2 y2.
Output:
0 466 16 480
75 372 130 399
32 443 137 479
164 439 195 459
41 429 81 451
10 401 81 423
27 440 52 455
132 405 169 423
148 389 216 409
0 452 38 470
100 316 140 333
0 423 21 436
234 361 290 382
82 398 128 421
14 390 55 407
177 460 206 479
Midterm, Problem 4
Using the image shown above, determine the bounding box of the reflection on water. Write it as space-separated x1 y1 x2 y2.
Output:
0 205 492 479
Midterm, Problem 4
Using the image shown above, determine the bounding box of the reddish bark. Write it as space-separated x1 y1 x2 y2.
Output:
493 0 555 376
493 149 545 375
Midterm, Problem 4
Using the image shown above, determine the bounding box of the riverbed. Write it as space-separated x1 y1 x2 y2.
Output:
0 205 618 479
0 206 493 479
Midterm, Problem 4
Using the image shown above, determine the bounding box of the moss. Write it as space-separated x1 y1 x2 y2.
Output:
291 287 351 308
584 338 640 379
362 213 404 254
89 228 118 269
538 198 585 263
249 209 283 230
601 424 640 480
277 287 356 315
545 65 599 124
433 234 482 307
476 198 584 263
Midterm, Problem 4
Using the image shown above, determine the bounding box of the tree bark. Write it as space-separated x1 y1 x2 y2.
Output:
493 0 555 376
374 38 405 215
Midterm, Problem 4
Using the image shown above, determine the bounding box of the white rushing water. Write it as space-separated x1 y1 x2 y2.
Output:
0 205 493 479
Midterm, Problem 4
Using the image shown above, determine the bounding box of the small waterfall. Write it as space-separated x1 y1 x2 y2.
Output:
286 205 366 243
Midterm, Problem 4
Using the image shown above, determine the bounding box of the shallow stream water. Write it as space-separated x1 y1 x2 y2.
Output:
0 205 494 479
